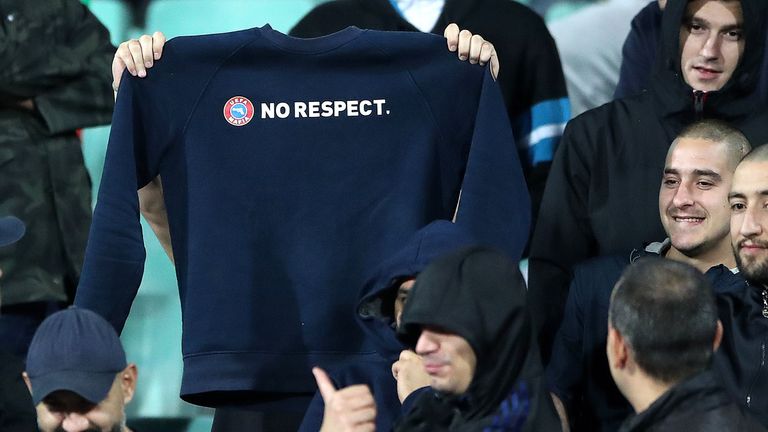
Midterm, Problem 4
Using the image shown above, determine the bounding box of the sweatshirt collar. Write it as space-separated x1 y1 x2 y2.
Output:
259 24 364 54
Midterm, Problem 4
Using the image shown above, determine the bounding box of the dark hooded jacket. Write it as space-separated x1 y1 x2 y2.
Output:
714 278 768 427
298 220 477 432
529 0 768 364
614 0 768 103
396 247 561 432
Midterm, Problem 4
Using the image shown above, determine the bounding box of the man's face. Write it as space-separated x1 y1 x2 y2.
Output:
659 137 734 257
394 279 415 329
729 161 768 284
415 327 477 394
32 368 135 432
679 0 744 92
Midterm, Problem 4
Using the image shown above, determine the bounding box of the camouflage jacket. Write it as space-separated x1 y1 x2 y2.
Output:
0 0 114 306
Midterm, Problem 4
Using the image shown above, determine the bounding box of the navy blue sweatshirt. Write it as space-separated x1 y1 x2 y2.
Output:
74 26 530 406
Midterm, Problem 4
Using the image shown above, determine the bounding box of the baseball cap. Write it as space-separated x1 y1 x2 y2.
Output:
26 307 127 405
0 216 24 247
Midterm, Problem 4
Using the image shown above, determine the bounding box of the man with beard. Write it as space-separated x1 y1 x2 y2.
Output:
719 144 768 426
22 308 137 432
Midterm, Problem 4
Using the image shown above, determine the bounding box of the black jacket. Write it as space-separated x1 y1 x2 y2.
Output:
396 247 561 432
529 0 768 363
714 278 768 426
615 1 768 104
618 370 765 432
290 0 569 223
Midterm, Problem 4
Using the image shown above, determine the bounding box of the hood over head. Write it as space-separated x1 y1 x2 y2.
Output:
651 0 767 122
355 220 477 361
396 247 557 430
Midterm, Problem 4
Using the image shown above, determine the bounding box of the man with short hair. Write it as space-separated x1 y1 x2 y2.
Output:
22 307 137 432
607 258 764 431
547 119 751 431
529 0 768 363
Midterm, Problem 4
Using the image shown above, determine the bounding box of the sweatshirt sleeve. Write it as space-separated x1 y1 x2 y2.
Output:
74 73 165 333
454 69 531 262
527 117 596 364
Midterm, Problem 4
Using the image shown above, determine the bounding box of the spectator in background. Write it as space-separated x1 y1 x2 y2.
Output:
291 0 570 225
299 220 477 432
0 0 114 357
547 119 750 432
607 258 764 431
549 0 648 117
0 216 36 431
528 0 768 364
23 307 138 432
614 0 768 102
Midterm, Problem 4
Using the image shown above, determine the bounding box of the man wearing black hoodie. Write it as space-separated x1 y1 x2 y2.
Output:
395 247 562 431
529 0 768 363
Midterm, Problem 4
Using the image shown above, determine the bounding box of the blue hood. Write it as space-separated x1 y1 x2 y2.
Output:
355 220 478 362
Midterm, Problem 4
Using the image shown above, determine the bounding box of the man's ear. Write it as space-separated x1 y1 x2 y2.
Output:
22 371 33 395
120 364 138 404
713 320 724 352
607 326 629 369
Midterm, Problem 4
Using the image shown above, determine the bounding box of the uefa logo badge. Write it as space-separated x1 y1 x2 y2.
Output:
223 96 254 127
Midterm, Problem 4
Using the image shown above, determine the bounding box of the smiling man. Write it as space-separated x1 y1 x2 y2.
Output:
547 119 751 432
529 0 768 365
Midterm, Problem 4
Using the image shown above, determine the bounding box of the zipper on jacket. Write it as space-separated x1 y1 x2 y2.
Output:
693 90 708 119
746 341 765 408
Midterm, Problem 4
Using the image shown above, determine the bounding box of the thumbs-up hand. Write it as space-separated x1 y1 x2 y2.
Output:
313 367 377 432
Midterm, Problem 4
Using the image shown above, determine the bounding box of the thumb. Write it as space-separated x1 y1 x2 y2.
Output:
313 367 337 401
